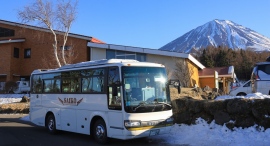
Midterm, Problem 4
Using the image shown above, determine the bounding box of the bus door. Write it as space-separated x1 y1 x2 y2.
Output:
30 74 43 125
31 75 43 106
107 67 123 135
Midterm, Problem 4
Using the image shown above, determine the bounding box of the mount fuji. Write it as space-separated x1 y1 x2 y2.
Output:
159 19 270 53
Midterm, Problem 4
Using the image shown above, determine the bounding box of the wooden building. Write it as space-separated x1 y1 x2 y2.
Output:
199 66 237 94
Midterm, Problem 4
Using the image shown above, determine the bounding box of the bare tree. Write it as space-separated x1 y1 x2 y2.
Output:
18 0 78 67
173 58 195 87
40 42 79 69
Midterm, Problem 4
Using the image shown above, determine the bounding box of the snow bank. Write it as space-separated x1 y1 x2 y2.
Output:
0 94 28 104
152 118 270 146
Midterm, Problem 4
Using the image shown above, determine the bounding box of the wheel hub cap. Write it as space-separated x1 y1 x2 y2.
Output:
48 119 54 130
96 125 105 139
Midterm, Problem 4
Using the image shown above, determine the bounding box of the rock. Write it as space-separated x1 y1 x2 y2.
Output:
171 95 270 129
259 119 270 129
234 115 254 128
194 112 213 124
174 111 193 125
252 107 266 121
214 111 230 125
227 98 252 115
21 96 30 102
204 100 227 115
188 100 204 113
225 122 235 130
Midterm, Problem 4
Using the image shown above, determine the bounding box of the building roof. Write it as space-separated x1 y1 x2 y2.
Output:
0 19 104 43
91 37 105 44
199 66 236 78
87 42 206 69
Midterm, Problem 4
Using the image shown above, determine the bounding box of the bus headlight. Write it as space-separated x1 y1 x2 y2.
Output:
124 120 141 127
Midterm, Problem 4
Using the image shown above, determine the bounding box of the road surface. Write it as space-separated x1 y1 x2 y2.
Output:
0 114 184 146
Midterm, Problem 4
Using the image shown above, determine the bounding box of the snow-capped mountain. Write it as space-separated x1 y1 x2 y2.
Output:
159 19 270 53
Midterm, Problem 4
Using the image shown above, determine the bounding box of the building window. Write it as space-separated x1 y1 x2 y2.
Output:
136 53 146 62
0 27 15 37
24 48 31 58
14 48 19 58
60 46 72 50
106 50 146 62
106 50 115 59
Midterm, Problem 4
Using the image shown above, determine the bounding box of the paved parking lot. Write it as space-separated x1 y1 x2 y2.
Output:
0 114 184 146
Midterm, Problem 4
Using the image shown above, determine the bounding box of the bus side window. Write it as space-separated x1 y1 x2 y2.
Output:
43 79 60 93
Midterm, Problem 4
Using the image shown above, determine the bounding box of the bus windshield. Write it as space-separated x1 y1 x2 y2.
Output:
122 66 171 113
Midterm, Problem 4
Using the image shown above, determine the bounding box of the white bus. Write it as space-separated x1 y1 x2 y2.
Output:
29 59 179 144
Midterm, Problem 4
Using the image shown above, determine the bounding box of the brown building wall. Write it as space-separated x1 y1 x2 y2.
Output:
0 22 89 82
10 43 21 81
0 43 12 80
199 77 215 88
0 44 11 72
187 60 200 87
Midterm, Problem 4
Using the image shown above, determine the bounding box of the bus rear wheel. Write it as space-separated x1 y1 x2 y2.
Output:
46 114 57 134
93 119 108 144
236 92 247 96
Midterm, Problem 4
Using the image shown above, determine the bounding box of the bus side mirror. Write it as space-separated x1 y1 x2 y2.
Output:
169 79 181 94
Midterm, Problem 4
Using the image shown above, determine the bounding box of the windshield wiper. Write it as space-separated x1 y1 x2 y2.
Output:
132 101 149 112
154 101 172 107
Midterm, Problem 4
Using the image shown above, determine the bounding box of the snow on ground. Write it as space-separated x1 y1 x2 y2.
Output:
0 94 28 104
2 93 270 145
215 92 270 100
150 93 270 146
152 118 270 146
20 114 30 121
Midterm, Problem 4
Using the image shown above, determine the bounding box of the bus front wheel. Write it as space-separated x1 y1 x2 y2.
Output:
93 119 108 144
46 114 57 134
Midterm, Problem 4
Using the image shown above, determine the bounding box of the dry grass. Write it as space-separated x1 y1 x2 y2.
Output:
0 101 29 114
170 87 204 100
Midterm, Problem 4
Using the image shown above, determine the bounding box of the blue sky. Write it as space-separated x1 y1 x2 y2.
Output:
1 0 270 49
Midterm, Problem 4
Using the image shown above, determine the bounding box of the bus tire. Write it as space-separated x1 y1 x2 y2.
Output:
236 92 247 96
46 114 57 134
93 119 108 144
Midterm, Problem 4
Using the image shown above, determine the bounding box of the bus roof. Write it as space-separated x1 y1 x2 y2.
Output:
32 59 165 74
59 59 138 70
